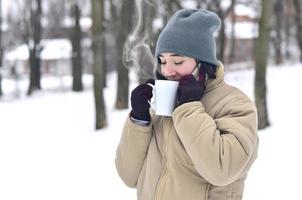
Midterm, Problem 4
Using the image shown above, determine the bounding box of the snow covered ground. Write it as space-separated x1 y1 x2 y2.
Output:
1 63 302 200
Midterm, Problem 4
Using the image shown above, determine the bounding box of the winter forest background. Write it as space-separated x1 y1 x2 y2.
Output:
0 0 302 199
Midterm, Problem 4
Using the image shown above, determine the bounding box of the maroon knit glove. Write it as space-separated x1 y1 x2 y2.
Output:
130 79 155 121
176 74 205 106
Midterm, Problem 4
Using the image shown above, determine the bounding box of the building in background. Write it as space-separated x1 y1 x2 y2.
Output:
224 3 258 65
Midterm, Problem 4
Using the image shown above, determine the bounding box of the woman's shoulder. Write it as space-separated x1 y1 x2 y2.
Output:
212 81 252 103
203 81 256 118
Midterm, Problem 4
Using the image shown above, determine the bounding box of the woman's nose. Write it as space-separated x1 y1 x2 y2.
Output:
163 62 176 76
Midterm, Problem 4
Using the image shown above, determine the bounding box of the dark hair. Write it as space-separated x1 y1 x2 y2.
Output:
199 61 218 79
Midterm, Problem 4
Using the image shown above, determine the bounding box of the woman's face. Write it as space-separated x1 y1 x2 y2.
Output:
158 53 197 80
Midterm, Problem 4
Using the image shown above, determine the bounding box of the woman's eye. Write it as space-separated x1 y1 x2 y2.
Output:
175 61 183 65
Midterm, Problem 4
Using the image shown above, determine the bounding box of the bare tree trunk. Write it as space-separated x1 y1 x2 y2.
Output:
293 0 302 62
218 9 226 63
0 0 3 97
228 6 236 64
211 0 235 64
109 0 119 73
101 1 107 88
91 0 107 129
27 0 43 96
115 0 134 109
272 0 283 64
284 0 292 59
71 3 83 91
254 0 272 130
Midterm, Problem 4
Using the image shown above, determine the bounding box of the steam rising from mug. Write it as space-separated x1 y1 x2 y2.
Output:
122 0 161 79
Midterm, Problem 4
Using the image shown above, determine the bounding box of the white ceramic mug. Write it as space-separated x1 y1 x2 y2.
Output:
149 80 179 116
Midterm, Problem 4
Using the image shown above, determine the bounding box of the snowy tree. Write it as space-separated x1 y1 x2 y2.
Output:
207 0 236 63
115 0 135 109
91 0 107 129
272 0 284 64
44 0 68 39
254 0 272 129
71 3 83 92
292 0 302 62
0 0 3 97
27 0 43 95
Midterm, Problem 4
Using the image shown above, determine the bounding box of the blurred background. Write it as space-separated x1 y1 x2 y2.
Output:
0 0 302 199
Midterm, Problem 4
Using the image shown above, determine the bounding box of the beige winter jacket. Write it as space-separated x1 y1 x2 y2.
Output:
115 63 258 200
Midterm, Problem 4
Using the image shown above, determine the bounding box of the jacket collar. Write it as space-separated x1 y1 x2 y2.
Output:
204 62 224 93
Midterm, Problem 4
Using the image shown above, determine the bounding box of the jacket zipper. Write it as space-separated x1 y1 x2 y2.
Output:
204 183 210 200
155 119 172 200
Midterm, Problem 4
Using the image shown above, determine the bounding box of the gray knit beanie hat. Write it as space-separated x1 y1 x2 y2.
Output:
155 9 221 65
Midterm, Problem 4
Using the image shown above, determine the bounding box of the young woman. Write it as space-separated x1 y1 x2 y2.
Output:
115 8 258 200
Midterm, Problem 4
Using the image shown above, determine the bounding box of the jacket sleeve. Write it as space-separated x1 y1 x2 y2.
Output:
172 98 259 187
115 115 152 188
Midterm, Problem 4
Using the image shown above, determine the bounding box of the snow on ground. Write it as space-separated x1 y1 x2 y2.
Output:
0 63 302 199
225 63 302 200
